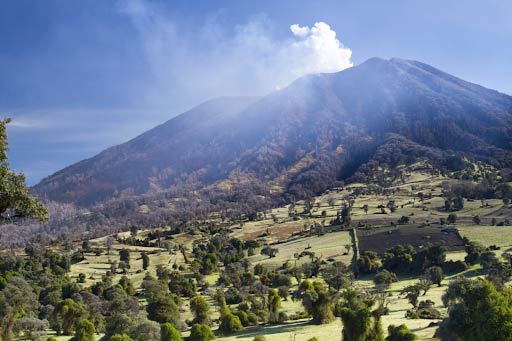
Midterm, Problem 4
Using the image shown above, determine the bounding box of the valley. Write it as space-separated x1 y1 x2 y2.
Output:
2 3 512 341
29 165 511 340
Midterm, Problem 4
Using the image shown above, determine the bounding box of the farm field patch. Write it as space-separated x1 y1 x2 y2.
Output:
357 225 465 254
458 225 512 248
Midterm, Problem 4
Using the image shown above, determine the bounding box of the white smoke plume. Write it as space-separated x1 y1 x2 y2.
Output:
288 22 353 76
120 1 354 111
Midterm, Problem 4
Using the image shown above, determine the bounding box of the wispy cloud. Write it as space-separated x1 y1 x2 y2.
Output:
8 118 49 129
8 107 163 145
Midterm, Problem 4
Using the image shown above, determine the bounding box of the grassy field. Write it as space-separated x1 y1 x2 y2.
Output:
47 168 512 341
247 230 353 269
219 319 343 341
69 247 177 289
459 225 512 248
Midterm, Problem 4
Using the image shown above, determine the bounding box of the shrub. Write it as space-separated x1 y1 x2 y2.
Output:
425 266 444 286
160 323 182 341
190 296 210 325
129 318 160 341
238 302 250 312
447 213 457 224
374 270 398 289
254 264 266 275
219 313 243 334
141 252 150 270
234 310 250 327
302 282 335 324
278 311 288 323
386 324 417 340
189 324 214 341
13 317 48 340
357 251 381 274
119 249 130 262
442 260 467 274
146 294 180 325
247 312 259 325
398 216 410 224
224 287 242 304
168 271 196 297
278 286 290 300
270 273 292 287
253 309 270 324
74 319 95 341
418 300 435 309
405 307 441 319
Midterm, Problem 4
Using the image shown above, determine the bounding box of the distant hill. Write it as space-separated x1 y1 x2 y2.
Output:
32 58 512 233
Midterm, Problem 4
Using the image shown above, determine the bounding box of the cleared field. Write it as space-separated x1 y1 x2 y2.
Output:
69 248 179 288
248 230 353 268
458 225 512 248
444 250 466 262
219 319 342 341
68 232 193 289
358 225 465 254
384 279 446 340
236 220 306 243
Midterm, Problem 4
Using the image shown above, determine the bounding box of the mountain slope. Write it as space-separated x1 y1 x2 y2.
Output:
33 58 512 207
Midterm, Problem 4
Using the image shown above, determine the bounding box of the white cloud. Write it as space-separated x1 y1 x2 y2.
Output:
290 24 310 38
287 22 353 76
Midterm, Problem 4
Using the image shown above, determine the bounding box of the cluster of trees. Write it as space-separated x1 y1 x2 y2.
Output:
0 242 206 341
191 232 253 276
443 177 512 201
357 244 449 276
348 135 447 186
464 239 512 288
0 246 106 340
438 278 512 340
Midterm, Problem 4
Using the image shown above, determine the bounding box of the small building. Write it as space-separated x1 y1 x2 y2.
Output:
441 225 458 233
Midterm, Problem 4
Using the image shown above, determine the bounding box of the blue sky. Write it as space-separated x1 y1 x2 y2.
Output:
1 0 511 185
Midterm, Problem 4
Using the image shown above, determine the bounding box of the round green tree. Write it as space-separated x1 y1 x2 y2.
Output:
160 323 182 341
146 294 180 326
74 320 95 341
190 295 210 325
189 324 214 341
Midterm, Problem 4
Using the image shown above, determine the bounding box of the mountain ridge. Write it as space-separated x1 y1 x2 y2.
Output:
33 57 512 209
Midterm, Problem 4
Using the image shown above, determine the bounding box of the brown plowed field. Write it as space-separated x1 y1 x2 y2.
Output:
357 225 465 254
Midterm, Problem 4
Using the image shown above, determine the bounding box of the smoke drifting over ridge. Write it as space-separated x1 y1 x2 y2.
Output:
10 1 356 185
121 0 353 110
